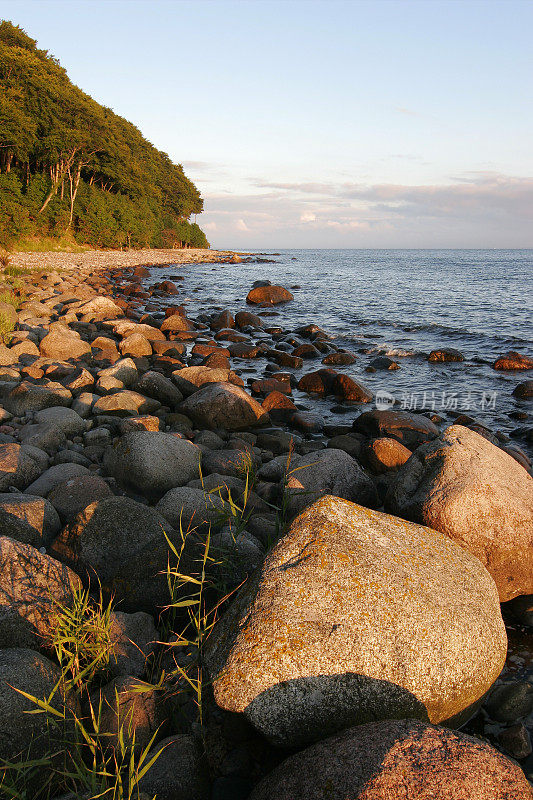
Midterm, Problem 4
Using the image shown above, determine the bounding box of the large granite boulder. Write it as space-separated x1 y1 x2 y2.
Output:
0 536 81 648
206 496 506 748
103 431 200 497
286 448 378 517
0 443 46 491
138 735 209 800
248 720 533 800
386 425 533 601
181 382 269 431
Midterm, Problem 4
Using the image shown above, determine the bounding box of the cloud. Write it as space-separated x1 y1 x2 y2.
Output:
199 171 533 248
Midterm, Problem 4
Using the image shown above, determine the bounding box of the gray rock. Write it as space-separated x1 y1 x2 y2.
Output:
104 431 200 497
0 536 81 648
19 406 87 452
24 462 92 497
0 648 77 761
386 425 533 602
156 486 228 532
484 682 533 723
206 496 506 748
181 382 269 431
136 370 183 407
0 443 45 491
202 448 261 479
138 735 210 800
4 380 72 414
0 493 60 546
47 474 114 523
354 409 439 448
286 448 378 518
108 611 158 678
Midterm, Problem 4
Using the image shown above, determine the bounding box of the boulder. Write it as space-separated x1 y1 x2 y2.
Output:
108 611 158 678
156 486 228 532
94 675 168 751
428 348 465 362
47 474 114 523
493 351 533 370
19 406 87 452
0 493 60 546
386 425 533 601
24 462 91 497
513 380 533 399
364 437 412 473
92 389 160 416
0 648 77 761
246 285 294 305
206 496 506 747
248 720 533 800
120 332 153 357
181 382 269 431
286 448 378 517
104 431 200 497
51 496 185 611
138 735 209 800
160 314 193 333
39 328 91 360
78 296 124 319
0 443 45 491
136 370 183 407
0 536 81 648
4 380 72 414
354 409 439 448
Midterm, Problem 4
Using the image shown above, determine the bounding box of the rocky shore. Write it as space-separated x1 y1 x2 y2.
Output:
0 251 531 799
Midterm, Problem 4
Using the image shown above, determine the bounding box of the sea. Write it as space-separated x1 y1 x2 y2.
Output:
148 248 533 452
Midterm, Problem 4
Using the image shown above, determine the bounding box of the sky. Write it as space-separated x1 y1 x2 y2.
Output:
2 0 533 248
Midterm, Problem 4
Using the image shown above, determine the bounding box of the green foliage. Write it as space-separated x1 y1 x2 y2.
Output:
0 20 209 250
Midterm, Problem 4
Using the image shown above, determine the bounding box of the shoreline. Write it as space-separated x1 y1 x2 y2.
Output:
7 247 244 272
0 253 531 793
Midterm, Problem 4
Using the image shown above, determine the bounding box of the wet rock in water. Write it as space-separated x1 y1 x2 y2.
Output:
354 409 439 448
206 496 506 748
246 285 294 305
368 356 400 370
290 410 324 434
298 368 337 395
108 611 158 678
248 720 533 800
322 351 357 366
292 343 321 359
428 347 465 362
285 449 377 517
0 648 77 761
364 437 412 473
493 351 533 370
235 310 263 330
251 378 291 396
211 309 235 331
0 536 81 648
0 443 46 491
261 391 297 421
138 735 209 800
47 474 114 523
513 380 533 399
386 424 533 602
332 373 373 402
104 431 200 497
181 382 269 431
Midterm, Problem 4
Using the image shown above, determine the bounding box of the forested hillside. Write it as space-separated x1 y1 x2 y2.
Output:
0 21 208 249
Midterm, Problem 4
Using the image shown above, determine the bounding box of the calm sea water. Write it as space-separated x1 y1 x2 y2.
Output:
148 249 533 450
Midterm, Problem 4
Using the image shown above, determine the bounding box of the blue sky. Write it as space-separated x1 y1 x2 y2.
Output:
2 0 533 247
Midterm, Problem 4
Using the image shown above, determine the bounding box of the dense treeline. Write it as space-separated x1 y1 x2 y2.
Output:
0 21 209 249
